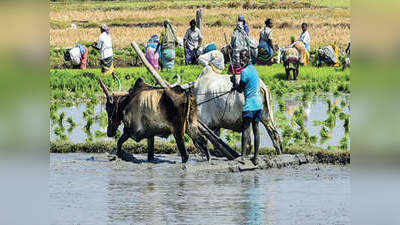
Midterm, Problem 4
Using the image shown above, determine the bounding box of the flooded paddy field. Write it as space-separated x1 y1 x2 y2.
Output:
49 153 350 225
50 94 350 149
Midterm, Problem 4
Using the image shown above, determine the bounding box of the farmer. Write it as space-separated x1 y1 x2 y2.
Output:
146 35 160 70
198 49 225 73
232 49 262 166
64 44 88 70
317 43 339 67
257 18 275 65
229 20 251 74
183 19 203 65
298 22 311 52
156 20 178 71
93 24 114 75
238 15 249 35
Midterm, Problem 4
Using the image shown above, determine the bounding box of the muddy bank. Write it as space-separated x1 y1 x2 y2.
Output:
50 141 350 165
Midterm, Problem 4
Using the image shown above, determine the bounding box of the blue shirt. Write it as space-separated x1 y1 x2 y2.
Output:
240 65 263 111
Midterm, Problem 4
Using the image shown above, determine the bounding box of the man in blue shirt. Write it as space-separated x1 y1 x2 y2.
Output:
233 49 263 165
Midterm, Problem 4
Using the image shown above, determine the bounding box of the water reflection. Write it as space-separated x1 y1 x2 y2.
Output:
50 153 350 225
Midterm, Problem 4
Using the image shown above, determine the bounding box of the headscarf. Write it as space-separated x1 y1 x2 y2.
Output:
160 20 177 49
238 15 246 24
100 24 110 34
148 35 159 43
163 20 177 40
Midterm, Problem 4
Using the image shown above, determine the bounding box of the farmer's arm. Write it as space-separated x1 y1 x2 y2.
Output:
198 29 203 47
80 47 88 70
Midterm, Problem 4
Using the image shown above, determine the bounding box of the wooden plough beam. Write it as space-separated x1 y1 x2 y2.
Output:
131 41 239 160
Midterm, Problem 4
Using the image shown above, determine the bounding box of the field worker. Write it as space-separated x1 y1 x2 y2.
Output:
238 15 249 35
156 20 178 71
298 22 311 52
257 18 275 65
229 20 251 74
146 35 160 70
64 44 88 70
198 49 225 73
317 43 339 67
93 24 114 75
232 49 262 166
183 19 203 65
282 47 300 80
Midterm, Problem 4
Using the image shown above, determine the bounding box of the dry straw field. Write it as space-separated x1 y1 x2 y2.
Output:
49 0 350 51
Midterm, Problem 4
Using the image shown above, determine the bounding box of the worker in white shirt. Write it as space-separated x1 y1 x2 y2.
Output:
92 24 114 75
298 23 311 52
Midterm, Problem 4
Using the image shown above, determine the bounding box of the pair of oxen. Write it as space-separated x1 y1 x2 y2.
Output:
99 66 283 164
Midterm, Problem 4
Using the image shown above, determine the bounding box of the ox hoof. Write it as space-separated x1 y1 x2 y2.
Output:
181 156 189 163
251 157 259 166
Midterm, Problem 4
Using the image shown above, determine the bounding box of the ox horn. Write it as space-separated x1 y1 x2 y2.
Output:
98 78 111 100
170 74 181 87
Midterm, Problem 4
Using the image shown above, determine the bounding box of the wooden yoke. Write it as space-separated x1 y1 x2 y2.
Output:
131 41 171 88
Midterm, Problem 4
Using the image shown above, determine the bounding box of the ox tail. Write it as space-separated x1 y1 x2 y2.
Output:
260 84 275 122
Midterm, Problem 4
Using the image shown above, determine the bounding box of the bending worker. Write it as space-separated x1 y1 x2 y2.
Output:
232 49 262 166
64 44 88 70
198 48 225 73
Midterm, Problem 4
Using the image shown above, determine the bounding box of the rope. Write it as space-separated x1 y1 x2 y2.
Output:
112 73 122 91
196 90 232 106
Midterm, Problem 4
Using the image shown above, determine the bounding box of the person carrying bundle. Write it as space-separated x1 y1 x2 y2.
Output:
257 18 275 65
229 20 251 74
64 44 88 70
156 20 178 71
183 19 203 65
92 24 114 75
146 35 160 70
198 48 225 73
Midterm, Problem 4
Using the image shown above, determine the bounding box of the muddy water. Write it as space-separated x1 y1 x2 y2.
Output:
50 94 350 148
49 153 350 225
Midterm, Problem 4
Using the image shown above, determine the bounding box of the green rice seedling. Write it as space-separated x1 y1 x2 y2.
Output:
114 130 122 140
339 135 349 150
277 98 286 112
84 117 94 135
67 117 77 128
310 135 318 144
94 130 107 138
340 99 347 108
320 126 331 144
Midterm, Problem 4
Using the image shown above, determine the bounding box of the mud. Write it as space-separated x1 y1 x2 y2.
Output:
50 153 350 225
89 153 314 174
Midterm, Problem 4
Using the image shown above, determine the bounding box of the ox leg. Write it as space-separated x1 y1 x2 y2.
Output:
173 133 189 163
261 115 283 155
116 132 131 160
285 68 290 80
147 136 155 162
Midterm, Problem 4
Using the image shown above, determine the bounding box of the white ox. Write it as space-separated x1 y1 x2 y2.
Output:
192 66 283 154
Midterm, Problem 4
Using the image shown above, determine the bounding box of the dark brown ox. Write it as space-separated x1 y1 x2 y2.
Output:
99 77 209 163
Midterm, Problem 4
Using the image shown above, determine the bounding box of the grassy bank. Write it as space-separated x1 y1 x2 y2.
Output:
50 140 350 164
50 64 350 103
